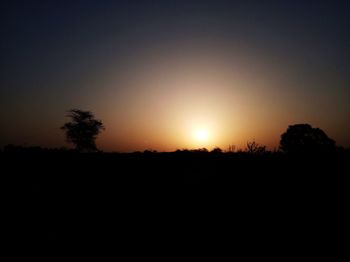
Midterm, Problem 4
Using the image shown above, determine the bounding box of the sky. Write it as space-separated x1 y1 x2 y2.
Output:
1 0 350 151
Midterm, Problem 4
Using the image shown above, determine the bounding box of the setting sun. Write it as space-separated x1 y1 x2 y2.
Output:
195 129 209 142
1 1 349 153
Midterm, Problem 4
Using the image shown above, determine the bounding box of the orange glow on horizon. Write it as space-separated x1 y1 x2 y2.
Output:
77 44 349 152
96 48 284 151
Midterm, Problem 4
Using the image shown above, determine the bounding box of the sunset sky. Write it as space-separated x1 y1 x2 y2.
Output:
1 0 350 152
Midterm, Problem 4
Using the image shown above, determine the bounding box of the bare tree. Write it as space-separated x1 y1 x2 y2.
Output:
227 144 236 153
246 140 266 154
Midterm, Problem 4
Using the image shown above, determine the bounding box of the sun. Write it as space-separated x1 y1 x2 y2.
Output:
195 129 209 142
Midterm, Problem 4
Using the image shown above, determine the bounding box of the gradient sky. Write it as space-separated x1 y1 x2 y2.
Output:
1 0 350 151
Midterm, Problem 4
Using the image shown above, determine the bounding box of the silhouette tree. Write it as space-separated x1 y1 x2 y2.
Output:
61 109 105 152
245 140 266 154
280 124 335 154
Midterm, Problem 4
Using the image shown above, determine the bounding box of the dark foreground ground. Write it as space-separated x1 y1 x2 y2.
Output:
2 150 349 256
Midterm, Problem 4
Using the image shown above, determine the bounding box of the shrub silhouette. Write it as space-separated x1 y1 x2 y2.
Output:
211 147 223 153
61 109 104 152
245 141 266 154
280 124 335 154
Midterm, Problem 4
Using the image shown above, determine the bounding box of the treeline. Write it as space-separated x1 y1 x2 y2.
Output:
2 143 348 155
1 109 348 155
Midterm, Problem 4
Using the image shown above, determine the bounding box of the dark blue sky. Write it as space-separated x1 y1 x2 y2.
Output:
1 0 350 150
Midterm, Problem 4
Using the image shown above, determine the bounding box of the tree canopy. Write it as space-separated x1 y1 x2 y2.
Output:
61 109 104 152
280 124 335 154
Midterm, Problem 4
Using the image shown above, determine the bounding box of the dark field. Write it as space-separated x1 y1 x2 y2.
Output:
2 150 349 252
